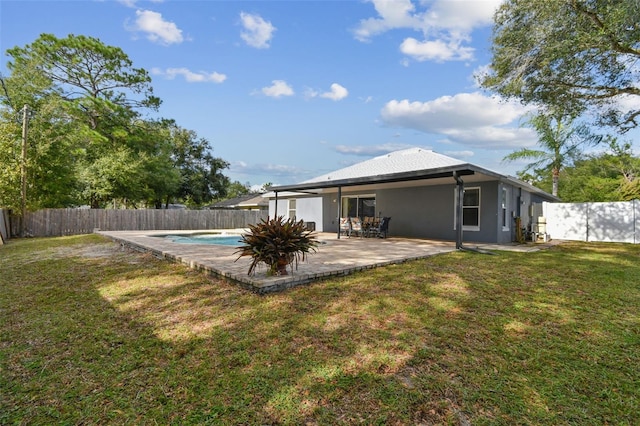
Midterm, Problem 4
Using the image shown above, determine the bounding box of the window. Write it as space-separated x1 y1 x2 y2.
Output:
288 199 296 220
341 195 375 218
454 187 480 231
501 187 509 231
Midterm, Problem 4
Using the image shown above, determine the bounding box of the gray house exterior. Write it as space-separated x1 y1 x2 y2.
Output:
266 148 558 244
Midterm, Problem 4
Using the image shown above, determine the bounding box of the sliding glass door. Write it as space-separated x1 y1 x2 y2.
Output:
341 195 375 218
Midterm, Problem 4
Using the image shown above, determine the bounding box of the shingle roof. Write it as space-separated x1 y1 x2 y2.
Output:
302 148 466 183
268 147 558 201
207 193 268 209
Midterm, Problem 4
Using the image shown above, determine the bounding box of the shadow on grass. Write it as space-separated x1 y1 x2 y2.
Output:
1 236 638 424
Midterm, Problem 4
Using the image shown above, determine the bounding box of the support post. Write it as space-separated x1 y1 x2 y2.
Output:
453 171 464 250
337 186 342 239
274 191 278 217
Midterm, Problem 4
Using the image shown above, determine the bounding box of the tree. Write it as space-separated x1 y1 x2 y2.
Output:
482 0 640 132
0 77 85 210
2 34 234 210
167 123 230 207
226 181 252 199
514 139 640 202
607 141 640 201
1 34 166 208
5 33 160 130
504 112 599 196
0 118 21 209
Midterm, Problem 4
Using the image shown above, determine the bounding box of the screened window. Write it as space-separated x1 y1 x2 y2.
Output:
501 187 509 231
288 199 296 220
454 187 480 231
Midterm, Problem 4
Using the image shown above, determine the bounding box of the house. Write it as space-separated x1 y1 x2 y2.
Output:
206 193 269 211
266 148 558 245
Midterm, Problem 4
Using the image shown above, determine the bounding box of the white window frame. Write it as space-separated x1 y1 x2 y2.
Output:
454 187 481 232
288 199 296 220
501 186 509 231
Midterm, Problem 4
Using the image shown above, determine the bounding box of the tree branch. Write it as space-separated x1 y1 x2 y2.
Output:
570 0 640 56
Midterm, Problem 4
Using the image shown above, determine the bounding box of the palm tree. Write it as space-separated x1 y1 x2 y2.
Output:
504 112 599 197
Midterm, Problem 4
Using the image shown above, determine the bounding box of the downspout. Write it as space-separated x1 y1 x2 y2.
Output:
453 171 464 250
453 171 494 255
337 186 342 239
274 191 278 217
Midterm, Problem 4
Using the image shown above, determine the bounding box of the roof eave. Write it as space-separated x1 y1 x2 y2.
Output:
269 165 477 193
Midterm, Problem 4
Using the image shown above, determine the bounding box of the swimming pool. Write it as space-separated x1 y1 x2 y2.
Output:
158 233 243 246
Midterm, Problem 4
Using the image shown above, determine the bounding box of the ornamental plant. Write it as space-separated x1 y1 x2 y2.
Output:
235 216 318 276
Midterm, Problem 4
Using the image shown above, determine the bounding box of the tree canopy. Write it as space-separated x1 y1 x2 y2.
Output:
519 140 640 202
482 0 640 132
503 112 601 196
0 34 231 211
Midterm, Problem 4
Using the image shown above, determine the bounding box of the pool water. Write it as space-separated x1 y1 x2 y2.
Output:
160 234 243 246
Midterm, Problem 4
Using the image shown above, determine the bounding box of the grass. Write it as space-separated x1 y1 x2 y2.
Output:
1 234 639 425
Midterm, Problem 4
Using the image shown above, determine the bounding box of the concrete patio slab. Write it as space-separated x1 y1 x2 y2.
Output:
98 230 558 293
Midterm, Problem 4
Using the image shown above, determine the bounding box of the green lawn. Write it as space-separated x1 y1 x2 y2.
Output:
1 234 638 425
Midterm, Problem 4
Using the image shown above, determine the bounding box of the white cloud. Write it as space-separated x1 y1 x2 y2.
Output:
118 0 163 7
442 127 536 149
320 83 349 101
425 0 500 30
261 80 294 98
303 87 319 100
131 9 183 45
614 93 640 115
380 92 538 149
240 12 276 49
151 67 226 83
304 83 349 101
117 0 138 8
444 150 474 159
353 0 421 41
231 161 305 177
334 143 420 156
353 0 501 63
400 37 474 62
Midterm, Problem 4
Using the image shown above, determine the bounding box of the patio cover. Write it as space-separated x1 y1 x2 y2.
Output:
266 148 558 248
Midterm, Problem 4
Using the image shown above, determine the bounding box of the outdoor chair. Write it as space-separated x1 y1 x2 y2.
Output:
362 216 373 234
365 217 381 237
371 216 391 238
350 217 364 237
339 217 351 237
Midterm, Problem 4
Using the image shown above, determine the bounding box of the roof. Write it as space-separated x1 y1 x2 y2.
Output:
207 193 269 209
302 148 466 183
268 147 558 201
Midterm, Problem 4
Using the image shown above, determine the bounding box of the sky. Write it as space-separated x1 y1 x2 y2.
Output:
1 0 636 190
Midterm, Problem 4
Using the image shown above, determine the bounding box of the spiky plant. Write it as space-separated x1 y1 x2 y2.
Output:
235 216 318 276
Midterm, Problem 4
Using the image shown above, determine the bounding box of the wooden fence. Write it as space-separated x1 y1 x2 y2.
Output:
7 208 269 238
0 209 9 244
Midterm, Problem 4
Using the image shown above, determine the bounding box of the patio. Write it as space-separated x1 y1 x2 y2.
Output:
98 230 554 293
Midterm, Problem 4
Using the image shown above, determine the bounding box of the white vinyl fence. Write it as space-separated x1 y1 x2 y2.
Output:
543 200 639 244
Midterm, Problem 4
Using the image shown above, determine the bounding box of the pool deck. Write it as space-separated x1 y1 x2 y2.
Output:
98 230 558 293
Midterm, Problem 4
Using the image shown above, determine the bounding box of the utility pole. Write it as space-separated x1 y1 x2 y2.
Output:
20 104 29 237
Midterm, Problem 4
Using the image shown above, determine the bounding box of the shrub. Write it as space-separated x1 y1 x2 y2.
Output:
235 216 318 276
